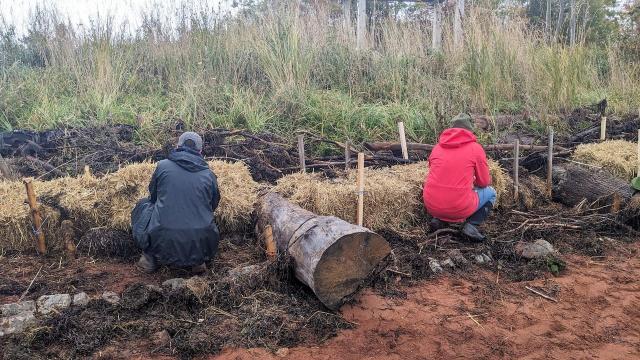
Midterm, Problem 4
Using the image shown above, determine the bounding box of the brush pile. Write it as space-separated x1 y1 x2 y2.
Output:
273 160 509 232
0 161 259 252
572 140 637 180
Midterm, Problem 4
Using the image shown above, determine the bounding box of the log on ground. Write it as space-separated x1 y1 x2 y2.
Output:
552 162 635 209
257 193 391 309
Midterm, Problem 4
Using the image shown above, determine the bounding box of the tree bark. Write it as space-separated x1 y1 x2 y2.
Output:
453 0 465 48
256 193 391 309
552 163 634 209
364 142 564 153
554 0 565 42
357 0 367 49
544 0 552 42
432 2 443 50
569 0 577 46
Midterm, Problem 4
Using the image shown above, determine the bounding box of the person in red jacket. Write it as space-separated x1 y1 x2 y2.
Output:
423 113 496 240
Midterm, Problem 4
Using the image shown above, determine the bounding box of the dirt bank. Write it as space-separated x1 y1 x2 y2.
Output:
217 243 640 360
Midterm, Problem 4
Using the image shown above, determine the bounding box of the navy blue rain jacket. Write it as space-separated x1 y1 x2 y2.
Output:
131 147 220 266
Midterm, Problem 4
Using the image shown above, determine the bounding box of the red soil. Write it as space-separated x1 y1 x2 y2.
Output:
216 243 640 360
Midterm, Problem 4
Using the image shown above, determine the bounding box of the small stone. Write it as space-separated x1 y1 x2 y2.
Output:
441 258 455 268
475 255 485 264
1 301 36 317
515 239 557 260
102 291 120 305
227 264 263 280
448 249 469 266
72 292 90 307
482 254 492 263
0 312 36 337
162 278 186 291
151 330 171 347
276 348 289 357
37 294 71 315
428 258 443 273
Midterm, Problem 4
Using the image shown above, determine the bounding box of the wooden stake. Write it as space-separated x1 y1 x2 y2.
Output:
297 134 306 173
397 121 409 160
600 116 607 141
547 127 554 198
513 140 520 202
356 153 365 226
263 224 276 259
345 140 351 171
23 178 46 255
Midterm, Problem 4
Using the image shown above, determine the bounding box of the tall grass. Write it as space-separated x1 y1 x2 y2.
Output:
0 1 638 145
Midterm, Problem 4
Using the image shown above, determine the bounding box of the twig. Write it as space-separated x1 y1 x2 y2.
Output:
466 312 484 329
525 286 558 303
386 268 411 277
18 266 42 302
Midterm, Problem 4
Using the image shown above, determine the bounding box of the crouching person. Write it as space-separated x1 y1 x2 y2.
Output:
131 132 220 274
423 114 496 241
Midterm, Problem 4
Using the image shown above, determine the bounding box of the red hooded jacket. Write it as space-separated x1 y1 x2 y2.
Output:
422 128 492 223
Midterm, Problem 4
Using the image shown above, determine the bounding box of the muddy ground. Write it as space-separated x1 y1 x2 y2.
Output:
1 203 638 359
220 243 640 360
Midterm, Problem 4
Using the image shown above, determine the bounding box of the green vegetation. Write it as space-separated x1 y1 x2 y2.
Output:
0 1 639 146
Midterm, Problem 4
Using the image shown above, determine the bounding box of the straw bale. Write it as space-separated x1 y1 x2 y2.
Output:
573 140 637 180
0 180 62 252
0 160 258 253
273 160 507 232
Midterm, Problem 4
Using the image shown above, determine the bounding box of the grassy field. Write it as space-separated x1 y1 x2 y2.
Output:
0 1 638 146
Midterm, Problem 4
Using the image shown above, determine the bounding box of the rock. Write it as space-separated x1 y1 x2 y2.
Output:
428 258 443 273
515 239 557 260
102 291 120 305
474 255 485 264
162 278 186 291
276 348 290 357
0 312 36 337
482 254 492 263
151 330 171 347
441 258 455 268
227 264 264 280
72 292 90 307
1 301 36 317
37 294 71 315
448 249 469 266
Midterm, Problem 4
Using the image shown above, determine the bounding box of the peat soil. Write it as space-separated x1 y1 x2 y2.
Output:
1 204 638 359
2 106 638 183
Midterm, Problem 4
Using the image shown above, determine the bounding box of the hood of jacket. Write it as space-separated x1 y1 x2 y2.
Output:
168 147 209 172
437 128 477 148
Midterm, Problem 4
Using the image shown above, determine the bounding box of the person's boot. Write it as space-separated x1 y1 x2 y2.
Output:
136 253 158 273
191 263 207 275
462 222 486 242
430 218 446 232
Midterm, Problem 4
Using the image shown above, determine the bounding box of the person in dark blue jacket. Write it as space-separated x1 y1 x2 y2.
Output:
131 132 220 274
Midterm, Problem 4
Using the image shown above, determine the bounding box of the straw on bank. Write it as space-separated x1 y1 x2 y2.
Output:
573 140 637 180
273 160 508 232
0 160 258 252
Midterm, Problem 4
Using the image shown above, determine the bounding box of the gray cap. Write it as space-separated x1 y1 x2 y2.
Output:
177 131 203 152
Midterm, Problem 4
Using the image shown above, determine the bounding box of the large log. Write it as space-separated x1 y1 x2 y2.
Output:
364 142 566 153
257 193 391 309
552 162 635 209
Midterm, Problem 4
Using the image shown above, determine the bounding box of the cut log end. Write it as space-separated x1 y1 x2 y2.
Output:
313 231 390 309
